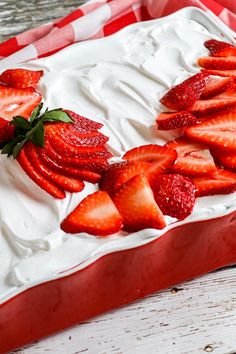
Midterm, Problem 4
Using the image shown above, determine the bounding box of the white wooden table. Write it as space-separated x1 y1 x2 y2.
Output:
1 1 236 353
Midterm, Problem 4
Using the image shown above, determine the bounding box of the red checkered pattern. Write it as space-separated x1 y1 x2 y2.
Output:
0 0 235 66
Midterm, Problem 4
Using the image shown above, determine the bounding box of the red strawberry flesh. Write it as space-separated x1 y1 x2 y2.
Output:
0 69 43 89
153 173 195 220
160 72 209 110
204 39 236 57
193 169 236 197
166 138 217 176
156 111 198 130
185 112 236 150
113 174 166 232
198 56 236 70
17 148 65 199
61 191 123 236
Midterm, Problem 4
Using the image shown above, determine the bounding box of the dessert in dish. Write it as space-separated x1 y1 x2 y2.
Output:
1 7 236 352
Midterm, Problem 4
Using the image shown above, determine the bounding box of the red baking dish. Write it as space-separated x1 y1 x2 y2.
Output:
1 210 236 353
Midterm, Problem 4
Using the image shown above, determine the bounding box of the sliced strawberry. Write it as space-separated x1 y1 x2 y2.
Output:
61 191 123 236
17 148 65 199
185 112 236 150
123 144 177 171
213 149 236 172
113 174 166 232
156 111 198 130
0 85 42 120
46 125 110 159
190 91 236 116
0 69 43 89
37 148 101 183
65 110 103 133
153 174 195 220
204 39 236 57
198 56 236 70
25 143 84 193
99 161 151 196
193 169 236 197
0 117 14 143
160 72 209 110
166 138 217 176
43 141 109 172
200 77 234 99
203 69 236 78
62 129 109 147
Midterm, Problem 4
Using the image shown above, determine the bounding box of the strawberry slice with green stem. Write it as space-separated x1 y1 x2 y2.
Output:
204 39 236 57
61 191 123 236
0 68 43 89
166 138 217 176
156 111 198 130
113 174 166 232
193 169 236 197
160 72 209 110
185 112 236 150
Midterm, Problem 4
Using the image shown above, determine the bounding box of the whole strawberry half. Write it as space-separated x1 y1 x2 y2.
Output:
113 174 166 232
0 68 43 89
160 72 209 110
153 174 196 220
61 191 123 236
193 169 236 197
204 39 236 57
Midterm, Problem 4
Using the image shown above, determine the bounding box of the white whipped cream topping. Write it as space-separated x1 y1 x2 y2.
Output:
1 8 236 304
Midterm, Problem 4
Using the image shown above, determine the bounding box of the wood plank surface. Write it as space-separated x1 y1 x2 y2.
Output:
1 1 236 353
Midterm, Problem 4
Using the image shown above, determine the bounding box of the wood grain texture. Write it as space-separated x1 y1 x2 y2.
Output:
14 268 236 354
0 0 84 42
1 1 236 353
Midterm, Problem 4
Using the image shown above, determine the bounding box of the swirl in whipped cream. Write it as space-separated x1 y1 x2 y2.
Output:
0 13 236 304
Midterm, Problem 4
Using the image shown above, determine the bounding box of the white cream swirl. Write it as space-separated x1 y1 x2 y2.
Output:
0 8 236 303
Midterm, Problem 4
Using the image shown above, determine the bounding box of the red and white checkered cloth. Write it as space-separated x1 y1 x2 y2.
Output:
0 0 235 67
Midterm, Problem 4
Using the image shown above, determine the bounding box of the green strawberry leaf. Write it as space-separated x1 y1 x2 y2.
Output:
10 116 32 131
30 121 45 147
42 109 73 123
12 139 28 158
1 136 24 156
0 103 74 158
30 102 43 123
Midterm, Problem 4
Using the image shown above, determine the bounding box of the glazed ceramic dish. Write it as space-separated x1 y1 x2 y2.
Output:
1 7 236 353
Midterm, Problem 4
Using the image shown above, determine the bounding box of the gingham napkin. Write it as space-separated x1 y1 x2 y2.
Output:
0 0 235 67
